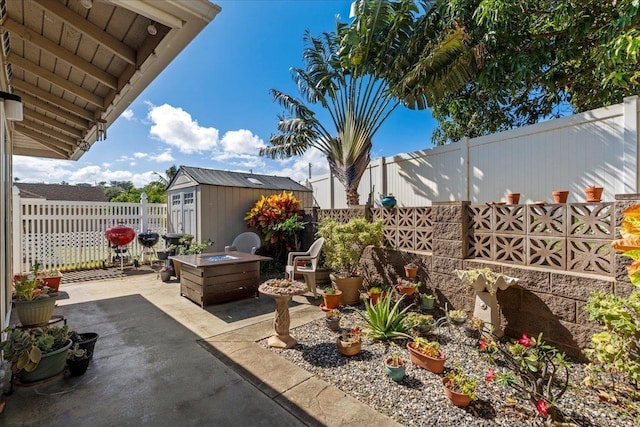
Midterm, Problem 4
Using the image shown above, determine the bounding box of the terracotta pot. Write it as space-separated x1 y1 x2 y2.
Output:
398 285 417 296
552 190 569 203
442 378 473 407
326 318 340 331
332 276 364 305
322 290 342 310
506 193 520 204
367 291 381 305
584 186 603 203
406 342 446 374
404 266 418 278
38 272 62 291
337 338 361 356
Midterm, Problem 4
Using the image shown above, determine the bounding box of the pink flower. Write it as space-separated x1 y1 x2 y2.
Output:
519 333 532 347
479 339 488 351
536 399 549 417
485 369 497 382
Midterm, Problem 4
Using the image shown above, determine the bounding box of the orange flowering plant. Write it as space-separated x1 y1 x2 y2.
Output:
244 191 305 252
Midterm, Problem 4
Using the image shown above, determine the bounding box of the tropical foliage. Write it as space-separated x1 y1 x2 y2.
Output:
584 203 640 388
261 0 475 205
428 0 640 144
244 192 305 261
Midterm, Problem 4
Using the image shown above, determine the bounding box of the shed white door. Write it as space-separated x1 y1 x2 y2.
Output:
170 190 196 236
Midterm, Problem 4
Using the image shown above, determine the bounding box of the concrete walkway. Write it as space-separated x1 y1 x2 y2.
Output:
0 268 401 426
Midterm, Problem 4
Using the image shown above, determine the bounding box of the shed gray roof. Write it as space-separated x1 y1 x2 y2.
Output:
15 183 108 202
176 166 312 192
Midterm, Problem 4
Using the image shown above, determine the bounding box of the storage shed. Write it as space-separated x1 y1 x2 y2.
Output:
166 166 313 252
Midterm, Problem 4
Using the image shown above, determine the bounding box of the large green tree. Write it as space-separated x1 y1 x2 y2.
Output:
260 0 476 205
429 0 640 144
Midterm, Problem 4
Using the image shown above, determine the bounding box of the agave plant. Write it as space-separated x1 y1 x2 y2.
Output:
359 292 412 340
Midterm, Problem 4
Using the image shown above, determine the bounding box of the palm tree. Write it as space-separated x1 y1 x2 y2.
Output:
260 0 476 205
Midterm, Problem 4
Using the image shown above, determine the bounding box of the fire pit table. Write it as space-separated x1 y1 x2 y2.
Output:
172 251 272 307
259 278 308 349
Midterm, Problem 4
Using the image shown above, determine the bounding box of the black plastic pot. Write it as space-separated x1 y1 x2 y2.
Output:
68 352 92 377
73 332 99 356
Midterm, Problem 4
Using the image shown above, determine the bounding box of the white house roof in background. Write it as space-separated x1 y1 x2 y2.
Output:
172 166 312 192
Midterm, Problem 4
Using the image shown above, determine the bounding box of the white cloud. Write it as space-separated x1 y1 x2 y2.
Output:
147 103 219 154
151 150 175 162
133 152 148 159
121 109 134 121
219 129 266 156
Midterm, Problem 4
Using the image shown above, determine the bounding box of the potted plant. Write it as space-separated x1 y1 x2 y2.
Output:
0 325 72 383
366 285 383 305
12 265 58 327
584 185 604 202
405 312 435 336
406 337 447 374
384 351 407 382
160 266 174 283
70 331 99 359
421 293 435 310
67 343 91 377
448 309 467 325
442 365 479 407
37 266 63 291
317 217 384 305
464 316 485 339
397 278 419 296
322 286 342 310
404 262 418 278
325 309 341 331
336 326 362 356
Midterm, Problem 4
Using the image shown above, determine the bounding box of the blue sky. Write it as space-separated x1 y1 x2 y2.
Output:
14 0 438 186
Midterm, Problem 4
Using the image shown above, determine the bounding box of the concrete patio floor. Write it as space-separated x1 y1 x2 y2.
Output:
0 267 401 426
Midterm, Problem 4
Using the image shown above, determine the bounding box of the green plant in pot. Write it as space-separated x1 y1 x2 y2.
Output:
442 365 479 407
0 325 72 383
421 293 435 310
317 217 384 305
384 351 407 382
12 262 59 327
322 286 342 310
67 343 92 377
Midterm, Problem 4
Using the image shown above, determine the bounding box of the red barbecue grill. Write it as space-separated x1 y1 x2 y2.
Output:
105 225 135 270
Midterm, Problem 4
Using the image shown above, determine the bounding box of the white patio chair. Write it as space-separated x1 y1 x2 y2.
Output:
285 237 325 298
225 232 261 255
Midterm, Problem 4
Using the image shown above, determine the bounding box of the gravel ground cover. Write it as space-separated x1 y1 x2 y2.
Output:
259 305 639 427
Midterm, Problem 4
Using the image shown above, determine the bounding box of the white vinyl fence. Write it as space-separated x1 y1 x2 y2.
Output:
311 96 640 208
12 189 167 272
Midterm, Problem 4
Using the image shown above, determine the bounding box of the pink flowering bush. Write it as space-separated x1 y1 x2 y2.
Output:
480 332 570 421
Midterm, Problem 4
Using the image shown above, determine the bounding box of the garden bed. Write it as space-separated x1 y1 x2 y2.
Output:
259 306 638 427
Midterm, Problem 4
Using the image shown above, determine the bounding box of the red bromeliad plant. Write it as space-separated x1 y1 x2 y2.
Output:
244 191 305 253
479 332 571 421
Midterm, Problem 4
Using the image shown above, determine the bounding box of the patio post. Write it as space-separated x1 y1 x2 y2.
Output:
140 192 148 232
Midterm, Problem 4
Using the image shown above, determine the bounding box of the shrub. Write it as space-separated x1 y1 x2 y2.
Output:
584 203 640 389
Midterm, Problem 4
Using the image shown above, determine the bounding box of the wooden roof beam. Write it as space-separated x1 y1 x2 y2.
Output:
32 0 136 65
12 81 94 122
14 124 72 158
107 0 183 29
1 18 118 90
19 120 78 147
13 145 65 159
14 90 91 129
8 53 104 108
23 107 84 139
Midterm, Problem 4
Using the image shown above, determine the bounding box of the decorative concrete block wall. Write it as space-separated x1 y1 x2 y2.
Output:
316 196 640 358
